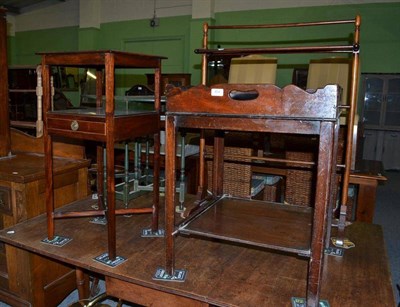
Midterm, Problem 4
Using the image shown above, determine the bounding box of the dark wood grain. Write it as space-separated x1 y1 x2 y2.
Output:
0 197 394 307
180 197 312 254
0 9 10 157
0 152 89 184
36 50 166 68
10 128 86 159
167 84 340 119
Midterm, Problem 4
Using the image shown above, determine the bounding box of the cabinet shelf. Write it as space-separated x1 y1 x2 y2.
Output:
179 196 312 256
361 73 400 169
9 89 36 93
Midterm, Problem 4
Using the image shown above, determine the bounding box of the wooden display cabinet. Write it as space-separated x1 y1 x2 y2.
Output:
360 73 400 170
40 50 166 261
8 66 38 123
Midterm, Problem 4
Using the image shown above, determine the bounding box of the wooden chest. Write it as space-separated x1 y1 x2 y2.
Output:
0 151 90 306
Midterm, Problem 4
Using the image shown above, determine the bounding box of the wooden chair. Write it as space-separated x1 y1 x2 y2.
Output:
307 57 351 106
228 55 277 84
307 57 359 168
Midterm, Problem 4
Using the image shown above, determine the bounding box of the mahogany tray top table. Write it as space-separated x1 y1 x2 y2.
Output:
39 50 166 262
161 16 361 307
164 83 341 306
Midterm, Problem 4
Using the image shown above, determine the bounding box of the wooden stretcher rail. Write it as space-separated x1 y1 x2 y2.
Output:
207 18 357 30
195 45 357 56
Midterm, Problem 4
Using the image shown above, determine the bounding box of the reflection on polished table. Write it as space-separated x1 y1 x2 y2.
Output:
0 194 394 307
252 158 387 223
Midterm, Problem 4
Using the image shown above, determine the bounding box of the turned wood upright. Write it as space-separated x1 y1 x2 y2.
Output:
0 8 10 157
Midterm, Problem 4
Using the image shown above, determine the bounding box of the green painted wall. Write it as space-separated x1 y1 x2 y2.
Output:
212 3 400 87
97 15 191 94
11 26 79 65
8 2 400 89
6 35 15 64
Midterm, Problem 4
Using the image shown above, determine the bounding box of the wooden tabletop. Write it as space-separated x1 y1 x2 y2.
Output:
0 194 394 306
351 159 387 181
0 152 90 183
251 157 387 182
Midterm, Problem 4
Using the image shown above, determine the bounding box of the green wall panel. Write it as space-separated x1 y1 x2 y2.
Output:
94 15 192 93
14 26 79 65
78 27 101 50
6 35 15 65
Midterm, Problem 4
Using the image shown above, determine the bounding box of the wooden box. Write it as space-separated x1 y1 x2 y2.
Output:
0 130 90 307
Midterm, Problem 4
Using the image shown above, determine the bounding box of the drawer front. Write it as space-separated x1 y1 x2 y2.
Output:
47 117 106 140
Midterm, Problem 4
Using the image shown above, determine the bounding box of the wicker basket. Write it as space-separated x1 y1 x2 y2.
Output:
284 136 345 208
284 151 315 207
205 145 255 198
263 178 282 202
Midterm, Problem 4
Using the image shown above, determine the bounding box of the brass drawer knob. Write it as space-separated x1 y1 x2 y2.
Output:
71 120 79 131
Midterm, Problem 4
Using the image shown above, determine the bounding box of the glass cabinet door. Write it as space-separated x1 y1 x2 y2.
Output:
384 77 400 127
363 76 384 126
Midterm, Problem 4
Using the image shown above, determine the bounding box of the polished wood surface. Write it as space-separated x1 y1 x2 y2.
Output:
46 110 159 142
37 50 167 67
0 151 89 186
0 8 10 157
0 195 394 307
352 159 386 180
179 197 313 255
10 128 86 159
350 160 387 222
166 84 340 119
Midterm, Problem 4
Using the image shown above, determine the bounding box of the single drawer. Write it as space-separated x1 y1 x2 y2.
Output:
47 116 106 140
